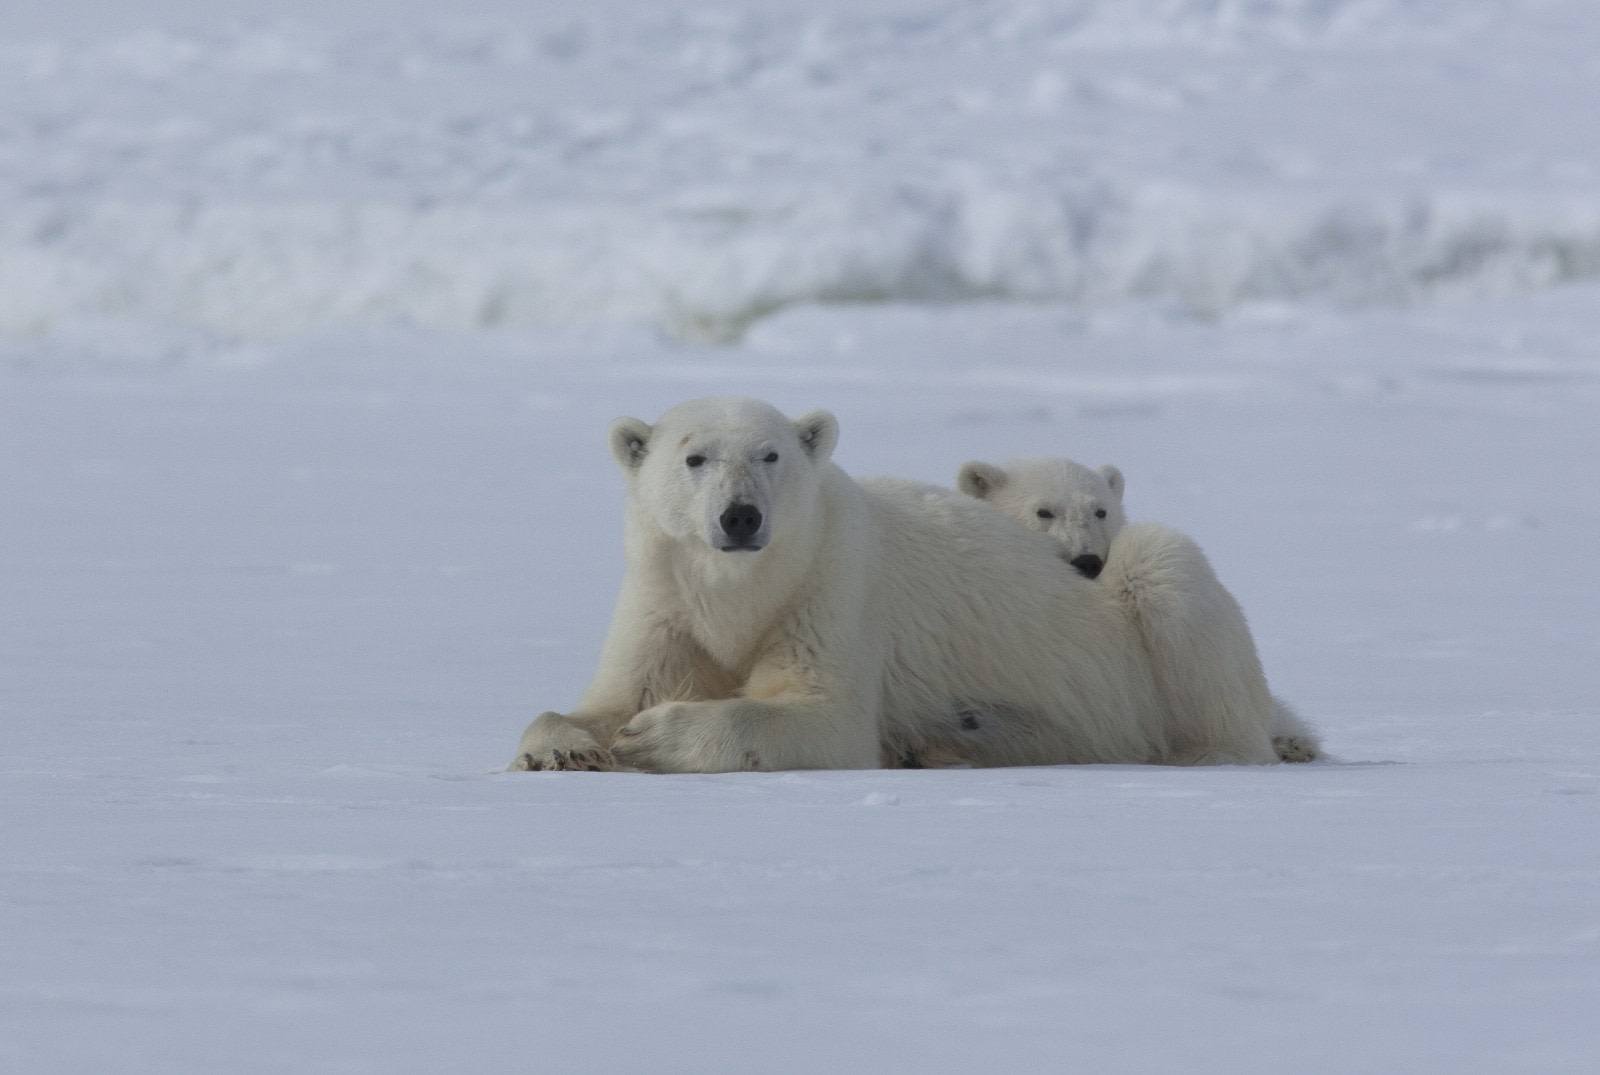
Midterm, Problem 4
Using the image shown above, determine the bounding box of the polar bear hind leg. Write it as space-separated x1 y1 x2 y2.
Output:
1269 696 1323 762
1101 523 1280 765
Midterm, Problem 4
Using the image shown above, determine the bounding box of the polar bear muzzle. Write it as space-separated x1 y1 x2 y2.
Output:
718 502 765 551
1070 553 1104 579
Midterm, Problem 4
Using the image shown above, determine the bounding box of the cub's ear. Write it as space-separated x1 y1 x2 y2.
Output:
1098 464 1125 498
793 409 839 463
608 416 653 471
957 461 1006 499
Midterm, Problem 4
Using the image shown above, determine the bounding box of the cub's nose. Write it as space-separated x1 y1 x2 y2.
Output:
1070 554 1104 579
719 502 764 544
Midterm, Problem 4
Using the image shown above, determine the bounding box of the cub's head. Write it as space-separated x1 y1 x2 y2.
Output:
957 457 1126 579
608 397 839 559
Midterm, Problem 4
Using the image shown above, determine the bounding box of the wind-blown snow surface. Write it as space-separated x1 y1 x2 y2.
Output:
6 0 1600 341
4 2 1600 1072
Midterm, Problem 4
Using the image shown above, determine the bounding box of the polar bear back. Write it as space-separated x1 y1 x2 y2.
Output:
858 476 1166 766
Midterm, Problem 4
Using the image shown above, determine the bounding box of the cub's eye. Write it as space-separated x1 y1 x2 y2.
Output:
1095 509 1107 519
764 452 779 463
686 454 706 468
1036 509 1055 520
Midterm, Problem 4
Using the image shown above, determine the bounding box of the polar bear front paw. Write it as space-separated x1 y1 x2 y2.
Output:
510 747 616 772
611 701 732 773
509 711 617 772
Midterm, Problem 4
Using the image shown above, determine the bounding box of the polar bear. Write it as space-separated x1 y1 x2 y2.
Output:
956 458 1128 580
510 396 1276 774
957 457 1320 763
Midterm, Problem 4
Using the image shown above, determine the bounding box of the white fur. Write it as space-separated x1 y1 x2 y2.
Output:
957 456 1322 764
511 397 1192 774
958 458 1126 573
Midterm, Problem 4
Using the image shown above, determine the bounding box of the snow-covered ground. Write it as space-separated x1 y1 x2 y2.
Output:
3 2 1598 1071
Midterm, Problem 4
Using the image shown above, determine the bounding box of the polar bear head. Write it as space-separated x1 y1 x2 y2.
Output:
957 457 1126 579
608 397 839 559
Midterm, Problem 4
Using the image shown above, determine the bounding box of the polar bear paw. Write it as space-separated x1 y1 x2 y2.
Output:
510 747 616 772
1272 735 1320 763
610 705 681 772
509 711 617 772
611 701 738 773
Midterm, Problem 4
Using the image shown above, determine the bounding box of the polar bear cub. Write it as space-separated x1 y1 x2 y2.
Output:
510 396 1258 774
957 458 1128 580
958 457 1321 763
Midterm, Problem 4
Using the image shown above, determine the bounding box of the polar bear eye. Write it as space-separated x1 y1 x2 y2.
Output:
686 454 706 468
1036 509 1054 520
764 452 779 463
1095 509 1107 519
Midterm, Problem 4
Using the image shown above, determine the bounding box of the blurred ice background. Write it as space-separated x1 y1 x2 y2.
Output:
5 0 1599 346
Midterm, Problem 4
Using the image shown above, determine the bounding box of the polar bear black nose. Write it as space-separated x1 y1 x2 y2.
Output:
1070 554 1104 579
720 503 763 543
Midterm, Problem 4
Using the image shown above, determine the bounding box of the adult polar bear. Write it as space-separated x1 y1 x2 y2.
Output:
510 397 1279 773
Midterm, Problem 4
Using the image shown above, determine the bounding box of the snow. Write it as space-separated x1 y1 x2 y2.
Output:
3 1 1599 1071
7 1 1600 341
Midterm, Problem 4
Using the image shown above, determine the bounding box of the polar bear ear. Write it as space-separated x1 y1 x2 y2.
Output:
957 461 1006 500
793 409 839 463
1098 464 1125 499
608 416 653 471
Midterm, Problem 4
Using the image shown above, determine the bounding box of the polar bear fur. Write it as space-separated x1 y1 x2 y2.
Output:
957 457 1321 763
510 396 1279 774
957 458 1127 580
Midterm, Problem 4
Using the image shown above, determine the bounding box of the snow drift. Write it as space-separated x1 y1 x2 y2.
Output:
5 0 1599 343
7 189 1599 343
